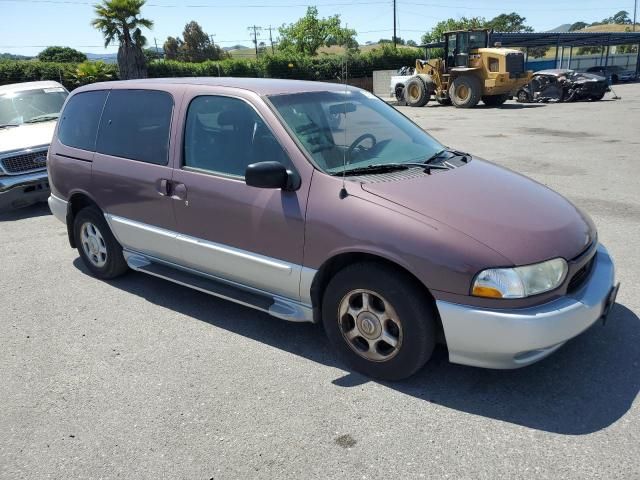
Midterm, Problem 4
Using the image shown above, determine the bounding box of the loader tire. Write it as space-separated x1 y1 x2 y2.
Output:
481 94 509 107
405 77 429 107
449 75 482 108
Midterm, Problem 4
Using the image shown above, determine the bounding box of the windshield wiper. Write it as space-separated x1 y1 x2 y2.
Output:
330 162 448 177
24 114 60 124
0 123 20 129
425 148 470 165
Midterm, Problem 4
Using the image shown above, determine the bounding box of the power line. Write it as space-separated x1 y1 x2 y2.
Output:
0 0 391 6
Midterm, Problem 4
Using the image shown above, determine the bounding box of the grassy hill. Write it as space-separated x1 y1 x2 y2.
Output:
228 43 394 59
580 24 640 32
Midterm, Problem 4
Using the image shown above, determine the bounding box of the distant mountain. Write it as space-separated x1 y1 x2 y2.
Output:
85 52 118 64
546 24 571 33
223 44 249 51
0 52 32 60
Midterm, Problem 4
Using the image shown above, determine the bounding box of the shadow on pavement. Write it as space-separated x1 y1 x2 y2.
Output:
0 202 51 222
74 259 639 436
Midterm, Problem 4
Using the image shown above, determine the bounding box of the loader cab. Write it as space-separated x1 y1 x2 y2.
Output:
444 30 489 70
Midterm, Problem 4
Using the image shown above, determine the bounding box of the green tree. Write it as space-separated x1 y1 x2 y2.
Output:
485 12 533 32
406 40 417 47
179 21 226 62
569 21 589 31
278 6 357 56
91 0 153 79
37 46 87 63
421 17 486 44
163 36 181 60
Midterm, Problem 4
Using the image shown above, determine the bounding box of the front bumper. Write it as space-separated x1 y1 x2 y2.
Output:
436 244 616 369
0 171 49 212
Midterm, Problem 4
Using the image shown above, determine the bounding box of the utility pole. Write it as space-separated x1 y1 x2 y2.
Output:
267 25 275 54
634 0 637 31
393 0 397 48
248 25 262 57
209 34 216 48
154 37 159 58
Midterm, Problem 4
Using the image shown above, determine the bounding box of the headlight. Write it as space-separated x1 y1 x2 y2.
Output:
472 258 568 299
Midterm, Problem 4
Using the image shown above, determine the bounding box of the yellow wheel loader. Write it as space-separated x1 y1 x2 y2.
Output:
402 30 533 108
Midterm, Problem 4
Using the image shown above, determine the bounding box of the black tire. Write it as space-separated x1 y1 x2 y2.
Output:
516 90 530 103
481 94 509 107
73 206 128 280
449 75 482 108
322 262 437 381
394 84 406 104
405 77 429 107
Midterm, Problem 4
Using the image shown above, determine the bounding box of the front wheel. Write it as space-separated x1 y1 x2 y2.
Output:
322 263 437 380
449 75 482 108
516 90 530 103
73 206 128 279
405 77 430 107
482 94 509 107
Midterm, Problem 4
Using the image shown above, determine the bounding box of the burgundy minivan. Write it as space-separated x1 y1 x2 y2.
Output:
48 78 618 380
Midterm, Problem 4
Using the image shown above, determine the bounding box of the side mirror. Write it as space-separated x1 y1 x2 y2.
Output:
245 161 301 191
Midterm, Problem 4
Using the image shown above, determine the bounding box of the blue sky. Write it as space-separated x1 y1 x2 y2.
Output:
0 0 636 55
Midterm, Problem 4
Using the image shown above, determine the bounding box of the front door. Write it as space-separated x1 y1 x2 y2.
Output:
171 90 312 301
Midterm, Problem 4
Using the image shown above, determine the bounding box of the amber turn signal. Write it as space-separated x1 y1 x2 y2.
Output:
472 286 503 298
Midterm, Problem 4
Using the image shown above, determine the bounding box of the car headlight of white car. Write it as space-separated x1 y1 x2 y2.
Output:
472 258 568 299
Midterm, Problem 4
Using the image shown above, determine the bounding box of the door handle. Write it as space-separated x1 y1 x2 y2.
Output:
156 178 170 196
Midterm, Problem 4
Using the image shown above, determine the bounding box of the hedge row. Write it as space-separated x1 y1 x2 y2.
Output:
0 46 422 89
0 60 118 90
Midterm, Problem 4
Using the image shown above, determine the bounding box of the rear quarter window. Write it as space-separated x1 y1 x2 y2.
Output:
96 89 173 165
57 90 108 151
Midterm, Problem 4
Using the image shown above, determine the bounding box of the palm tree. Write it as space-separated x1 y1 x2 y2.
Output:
91 0 153 79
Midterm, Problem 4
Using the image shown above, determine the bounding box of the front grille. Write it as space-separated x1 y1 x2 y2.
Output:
1 149 49 174
506 53 525 78
567 253 596 293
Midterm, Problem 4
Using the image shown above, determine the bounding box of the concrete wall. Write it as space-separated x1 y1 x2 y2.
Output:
373 69 397 97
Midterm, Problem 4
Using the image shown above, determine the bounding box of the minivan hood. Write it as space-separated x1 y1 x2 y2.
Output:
360 159 595 265
0 121 56 153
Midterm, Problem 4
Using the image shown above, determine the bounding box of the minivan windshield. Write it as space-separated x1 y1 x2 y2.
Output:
0 86 68 127
268 90 444 174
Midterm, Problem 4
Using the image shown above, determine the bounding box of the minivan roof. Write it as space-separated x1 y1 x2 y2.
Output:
74 77 359 96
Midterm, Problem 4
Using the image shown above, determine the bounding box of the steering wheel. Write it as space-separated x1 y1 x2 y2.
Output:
346 133 377 163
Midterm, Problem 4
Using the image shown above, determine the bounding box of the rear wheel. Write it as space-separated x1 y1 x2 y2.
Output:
394 84 406 104
322 262 437 381
73 206 128 279
449 75 482 108
405 77 430 107
516 90 530 103
481 94 509 107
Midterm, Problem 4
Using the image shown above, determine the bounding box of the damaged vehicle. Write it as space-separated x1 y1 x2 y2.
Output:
516 69 609 103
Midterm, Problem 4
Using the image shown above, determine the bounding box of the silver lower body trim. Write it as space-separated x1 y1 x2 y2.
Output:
48 194 68 224
124 250 314 323
437 244 616 369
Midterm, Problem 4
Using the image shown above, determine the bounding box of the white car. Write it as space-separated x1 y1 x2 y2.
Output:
0 81 69 212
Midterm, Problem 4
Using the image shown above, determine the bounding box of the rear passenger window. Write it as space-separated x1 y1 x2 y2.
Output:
58 90 108 151
96 90 173 165
184 96 291 177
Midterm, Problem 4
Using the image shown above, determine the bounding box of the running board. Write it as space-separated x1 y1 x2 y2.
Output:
124 252 314 323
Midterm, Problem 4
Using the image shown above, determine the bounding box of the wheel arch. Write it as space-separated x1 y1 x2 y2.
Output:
309 251 438 324
66 191 102 248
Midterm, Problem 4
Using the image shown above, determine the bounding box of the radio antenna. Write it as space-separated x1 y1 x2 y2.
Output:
339 46 348 199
